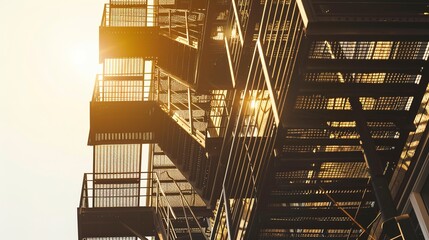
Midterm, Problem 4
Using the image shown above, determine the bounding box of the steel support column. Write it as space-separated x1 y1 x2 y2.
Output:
349 97 417 239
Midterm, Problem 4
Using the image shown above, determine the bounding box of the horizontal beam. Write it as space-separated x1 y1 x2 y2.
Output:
158 179 189 183
306 59 425 73
275 150 396 163
256 236 358 240
283 137 399 146
287 109 411 122
109 4 147 8
299 83 421 97
262 207 375 218
103 75 145 81
274 182 371 191
269 192 374 203
94 178 139 184
153 165 177 169
261 220 358 230
282 118 416 132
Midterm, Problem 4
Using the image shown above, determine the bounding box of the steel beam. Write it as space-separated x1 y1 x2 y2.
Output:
306 59 425 74
283 137 399 146
299 83 421 97
276 151 395 163
262 207 375 218
269 192 374 203
350 97 417 239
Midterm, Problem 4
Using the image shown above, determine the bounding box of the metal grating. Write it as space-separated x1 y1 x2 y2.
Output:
101 3 157 27
94 144 141 174
93 145 142 207
308 41 429 60
294 96 413 111
304 72 422 84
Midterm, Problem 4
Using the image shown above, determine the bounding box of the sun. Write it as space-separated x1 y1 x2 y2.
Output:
69 42 101 75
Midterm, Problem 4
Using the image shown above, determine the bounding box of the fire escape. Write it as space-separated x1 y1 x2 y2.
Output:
210 0 429 239
79 0 231 239
77 0 429 240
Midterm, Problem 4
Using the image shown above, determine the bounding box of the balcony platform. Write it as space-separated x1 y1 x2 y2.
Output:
77 207 157 239
89 101 160 145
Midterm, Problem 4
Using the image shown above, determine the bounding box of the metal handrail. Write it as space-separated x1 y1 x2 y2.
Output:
79 172 180 239
91 74 102 102
163 171 209 240
92 73 157 102
156 68 208 145
156 68 231 143
153 173 177 219
79 174 88 209
101 4 109 26
207 92 231 138
158 6 204 49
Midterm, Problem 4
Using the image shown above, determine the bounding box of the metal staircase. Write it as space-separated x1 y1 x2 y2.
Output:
211 0 429 239
156 111 213 202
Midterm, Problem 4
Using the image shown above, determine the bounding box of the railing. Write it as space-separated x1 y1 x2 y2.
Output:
79 172 209 240
207 90 231 138
101 4 110 26
110 0 148 5
162 171 210 240
79 172 176 238
157 68 208 145
79 172 169 208
158 7 205 49
91 74 102 102
212 0 304 238
153 173 178 239
92 73 156 102
156 68 231 145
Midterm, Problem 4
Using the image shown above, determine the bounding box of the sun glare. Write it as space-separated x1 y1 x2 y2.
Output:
70 42 100 75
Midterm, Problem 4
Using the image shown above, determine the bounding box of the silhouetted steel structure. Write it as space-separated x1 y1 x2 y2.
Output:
78 0 429 239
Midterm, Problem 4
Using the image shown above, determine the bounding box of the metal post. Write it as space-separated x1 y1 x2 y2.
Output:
156 68 160 102
167 75 171 113
168 10 171 37
222 189 234 240
185 11 190 45
188 87 193 134
156 182 159 213
167 209 170 240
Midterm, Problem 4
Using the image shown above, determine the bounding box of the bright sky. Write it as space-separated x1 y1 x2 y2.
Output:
0 0 106 239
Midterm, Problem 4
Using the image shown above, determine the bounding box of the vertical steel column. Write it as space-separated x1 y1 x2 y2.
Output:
156 68 160 102
188 87 193 134
350 97 417 239
185 11 190 45
168 10 171 37
167 75 171 113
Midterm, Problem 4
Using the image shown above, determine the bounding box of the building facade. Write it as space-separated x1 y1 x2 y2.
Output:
77 0 429 239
